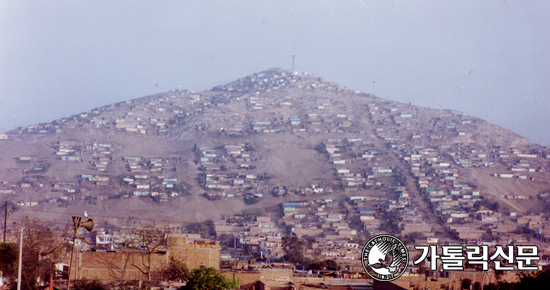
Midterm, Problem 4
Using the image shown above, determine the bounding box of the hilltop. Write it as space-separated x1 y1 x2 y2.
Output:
1 68 549 243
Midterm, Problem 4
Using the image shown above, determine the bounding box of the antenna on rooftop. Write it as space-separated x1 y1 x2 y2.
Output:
291 55 296 70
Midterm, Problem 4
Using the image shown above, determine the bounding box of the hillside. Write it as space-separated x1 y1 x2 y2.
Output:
1 68 550 241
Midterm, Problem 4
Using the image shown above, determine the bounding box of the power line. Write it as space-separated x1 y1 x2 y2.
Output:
12 207 198 225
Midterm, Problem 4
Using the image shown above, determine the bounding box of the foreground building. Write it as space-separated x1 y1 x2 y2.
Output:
74 236 220 280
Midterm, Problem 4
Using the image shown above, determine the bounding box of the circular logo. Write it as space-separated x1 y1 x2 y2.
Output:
361 234 409 281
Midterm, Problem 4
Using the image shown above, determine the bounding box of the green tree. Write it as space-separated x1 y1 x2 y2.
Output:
474 199 500 212
197 173 207 188
379 208 401 233
282 236 306 265
314 142 328 158
244 144 254 152
0 242 18 285
244 196 259 205
180 267 238 290
218 234 240 249
307 259 340 271
185 220 216 239
301 235 316 249
403 231 425 243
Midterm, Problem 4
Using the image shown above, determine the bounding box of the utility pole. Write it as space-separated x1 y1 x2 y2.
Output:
3 201 7 242
68 216 94 290
17 228 23 290
67 217 80 290
291 55 296 70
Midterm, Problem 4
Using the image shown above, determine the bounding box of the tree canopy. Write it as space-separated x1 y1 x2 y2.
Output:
179 267 238 290
0 242 18 278
307 259 340 271
282 236 306 265
185 220 216 239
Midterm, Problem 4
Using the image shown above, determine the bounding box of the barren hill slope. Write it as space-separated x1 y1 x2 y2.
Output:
1 68 549 231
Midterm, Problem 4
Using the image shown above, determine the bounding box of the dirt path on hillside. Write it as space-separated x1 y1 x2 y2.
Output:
372 137 451 238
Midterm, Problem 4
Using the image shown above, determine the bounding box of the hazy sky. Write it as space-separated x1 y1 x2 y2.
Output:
1 1 549 146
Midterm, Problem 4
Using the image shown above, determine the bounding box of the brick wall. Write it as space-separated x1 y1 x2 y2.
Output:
259 268 293 282
167 236 220 270
222 271 261 290
74 235 220 280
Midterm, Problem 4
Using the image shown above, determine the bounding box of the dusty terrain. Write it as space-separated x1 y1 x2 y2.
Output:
1 68 549 229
